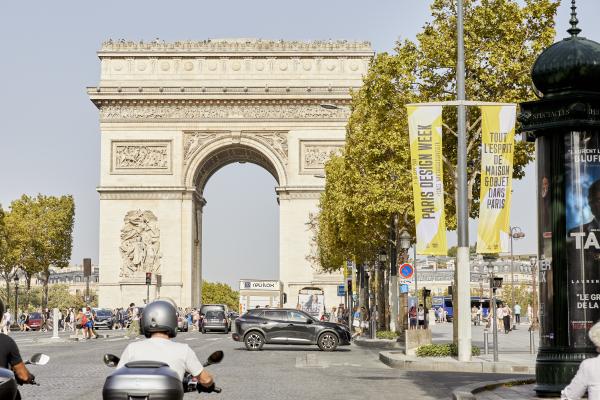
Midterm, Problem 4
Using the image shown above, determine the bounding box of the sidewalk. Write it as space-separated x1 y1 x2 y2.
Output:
379 321 537 374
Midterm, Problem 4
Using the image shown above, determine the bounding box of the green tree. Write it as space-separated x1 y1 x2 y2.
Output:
201 281 239 310
5 195 75 308
316 0 559 271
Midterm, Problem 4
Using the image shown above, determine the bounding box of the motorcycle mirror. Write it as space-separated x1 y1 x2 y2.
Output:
28 353 50 365
205 351 224 366
103 354 120 368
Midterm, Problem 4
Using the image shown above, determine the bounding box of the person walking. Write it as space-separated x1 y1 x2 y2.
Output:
514 303 522 325
561 321 600 399
329 307 338 323
496 304 505 332
417 304 426 329
126 303 140 339
2 308 12 334
409 305 417 329
502 303 512 334
351 307 361 338
75 309 86 339
85 306 98 339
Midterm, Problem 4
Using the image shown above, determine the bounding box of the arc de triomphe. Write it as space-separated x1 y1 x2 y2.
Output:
88 39 374 308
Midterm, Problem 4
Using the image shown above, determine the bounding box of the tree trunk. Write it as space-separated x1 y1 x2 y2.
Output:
383 267 390 331
25 274 31 309
42 269 49 310
4 279 10 308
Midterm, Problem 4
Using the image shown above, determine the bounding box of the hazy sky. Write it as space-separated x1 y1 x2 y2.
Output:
0 1 598 288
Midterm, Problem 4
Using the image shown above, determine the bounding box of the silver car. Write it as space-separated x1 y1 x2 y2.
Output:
177 315 189 332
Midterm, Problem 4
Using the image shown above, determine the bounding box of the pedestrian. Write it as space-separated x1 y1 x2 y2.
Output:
58 309 64 330
22 312 31 332
561 321 600 399
126 303 140 339
18 311 27 332
360 307 369 335
514 303 521 325
417 304 426 329
329 307 338 323
409 305 417 329
351 307 361 338
85 306 98 339
2 308 11 334
496 304 504 332
440 307 447 323
471 305 479 326
75 308 86 339
502 303 512 334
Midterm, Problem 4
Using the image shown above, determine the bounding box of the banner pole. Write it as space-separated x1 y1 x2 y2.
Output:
456 0 472 362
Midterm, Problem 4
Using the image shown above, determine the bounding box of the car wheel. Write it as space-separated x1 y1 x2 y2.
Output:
244 331 264 351
318 332 339 352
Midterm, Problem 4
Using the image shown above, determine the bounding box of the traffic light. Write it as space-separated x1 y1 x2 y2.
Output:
347 279 353 293
145 272 152 285
423 288 431 299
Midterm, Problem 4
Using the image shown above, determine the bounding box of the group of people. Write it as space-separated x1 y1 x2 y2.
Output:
409 304 428 329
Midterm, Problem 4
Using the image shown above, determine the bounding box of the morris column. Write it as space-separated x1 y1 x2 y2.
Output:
519 5 600 395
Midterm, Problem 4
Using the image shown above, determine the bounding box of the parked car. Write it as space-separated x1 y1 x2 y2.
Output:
232 308 351 351
27 312 43 331
177 315 189 332
200 304 228 317
227 311 239 331
201 310 229 334
94 308 116 330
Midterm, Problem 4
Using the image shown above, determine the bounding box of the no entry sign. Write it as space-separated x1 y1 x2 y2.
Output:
399 263 414 279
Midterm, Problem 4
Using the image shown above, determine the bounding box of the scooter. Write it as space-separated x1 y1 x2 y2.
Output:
102 350 223 400
0 353 50 400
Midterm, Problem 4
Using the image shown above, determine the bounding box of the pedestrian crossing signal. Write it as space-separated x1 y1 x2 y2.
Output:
145 272 152 285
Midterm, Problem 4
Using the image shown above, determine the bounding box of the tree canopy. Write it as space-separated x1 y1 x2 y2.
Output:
316 0 559 271
201 281 239 310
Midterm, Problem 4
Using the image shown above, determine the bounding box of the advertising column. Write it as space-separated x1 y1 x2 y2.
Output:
565 132 600 346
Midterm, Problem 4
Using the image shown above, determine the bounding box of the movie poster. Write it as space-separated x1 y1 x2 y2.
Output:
566 131 600 348
537 136 554 347
298 293 325 318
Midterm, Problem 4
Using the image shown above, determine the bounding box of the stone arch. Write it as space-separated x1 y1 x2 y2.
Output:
184 134 288 190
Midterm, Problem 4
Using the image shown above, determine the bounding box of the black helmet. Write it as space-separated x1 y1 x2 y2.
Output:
140 300 178 338
0 298 4 318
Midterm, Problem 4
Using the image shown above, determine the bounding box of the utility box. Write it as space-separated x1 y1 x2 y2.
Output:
238 280 283 314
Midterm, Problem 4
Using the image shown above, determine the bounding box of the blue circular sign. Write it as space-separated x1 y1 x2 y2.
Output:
399 263 414 279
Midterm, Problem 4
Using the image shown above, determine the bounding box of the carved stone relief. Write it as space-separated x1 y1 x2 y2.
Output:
100 103 349 121
120 210 161 278
183 131 288 166
300 141 344 174
112 141 172 174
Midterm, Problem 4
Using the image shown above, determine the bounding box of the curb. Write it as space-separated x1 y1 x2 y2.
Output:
354 338 403 350
452 377 536 400
379 351 535 374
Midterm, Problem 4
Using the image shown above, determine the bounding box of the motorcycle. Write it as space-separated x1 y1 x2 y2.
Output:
102 350 223 400
0 353 50 400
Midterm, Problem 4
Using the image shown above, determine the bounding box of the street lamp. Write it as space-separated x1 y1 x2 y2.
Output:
509 226 525 329
485 256 499 362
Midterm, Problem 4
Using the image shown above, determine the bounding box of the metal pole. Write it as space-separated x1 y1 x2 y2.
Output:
510 229 515 330
146 284 150 305
456 0 471 362
491 271 499 362
390 220 399 332
14 282 18 327
483 328 489 355
414 246 418 300
86 276 90 304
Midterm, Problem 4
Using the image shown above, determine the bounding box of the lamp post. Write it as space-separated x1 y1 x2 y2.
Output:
13 273 19 329
377 250 387 335
394 230 411 333
486 257 499 362
509 226 525 329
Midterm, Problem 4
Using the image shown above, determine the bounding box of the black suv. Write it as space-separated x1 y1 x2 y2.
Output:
232 308 351 351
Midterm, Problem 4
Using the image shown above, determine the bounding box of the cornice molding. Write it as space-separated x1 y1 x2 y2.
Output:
88 86 354 97
100 39 373 54
97 186 202 201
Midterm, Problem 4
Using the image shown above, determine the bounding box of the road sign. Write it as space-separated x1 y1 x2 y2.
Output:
400 279 413 285
337 284 346 297
400 284 409 293
399 263 414 279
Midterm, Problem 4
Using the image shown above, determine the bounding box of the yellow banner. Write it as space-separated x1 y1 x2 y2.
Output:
407 105 447 255
476 105 517 254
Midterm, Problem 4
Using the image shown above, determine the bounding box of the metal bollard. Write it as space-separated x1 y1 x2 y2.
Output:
52 308 60 339
529 329 536 354
483 328 489 355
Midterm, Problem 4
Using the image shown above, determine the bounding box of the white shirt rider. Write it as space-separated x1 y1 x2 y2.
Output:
117 336 204 381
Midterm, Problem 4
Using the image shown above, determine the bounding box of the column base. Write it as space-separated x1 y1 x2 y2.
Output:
535 347 595 396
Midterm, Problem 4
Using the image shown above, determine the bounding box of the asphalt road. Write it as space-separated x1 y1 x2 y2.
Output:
11 329 524 400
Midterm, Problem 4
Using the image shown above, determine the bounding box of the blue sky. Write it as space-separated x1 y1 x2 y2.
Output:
0 1 598 288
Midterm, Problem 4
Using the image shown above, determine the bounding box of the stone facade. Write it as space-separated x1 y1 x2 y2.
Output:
88 39 374 308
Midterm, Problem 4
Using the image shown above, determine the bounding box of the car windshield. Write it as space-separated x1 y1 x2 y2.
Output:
29 313 41 319
206 311 225 319
96 310 112 317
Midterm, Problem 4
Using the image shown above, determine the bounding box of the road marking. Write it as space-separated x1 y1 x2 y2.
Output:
185 337 199 341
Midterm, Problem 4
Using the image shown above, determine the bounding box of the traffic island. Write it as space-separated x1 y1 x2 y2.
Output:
353 337 403 350
379 351 534 374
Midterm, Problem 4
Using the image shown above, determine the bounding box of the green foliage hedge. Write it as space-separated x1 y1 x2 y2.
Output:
376 331 398 340
415 343 481 357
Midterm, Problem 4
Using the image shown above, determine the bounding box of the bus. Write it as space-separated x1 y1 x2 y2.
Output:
432 296 502 322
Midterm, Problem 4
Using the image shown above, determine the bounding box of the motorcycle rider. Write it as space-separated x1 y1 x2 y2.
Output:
116 299 215 391
0 299 36 385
